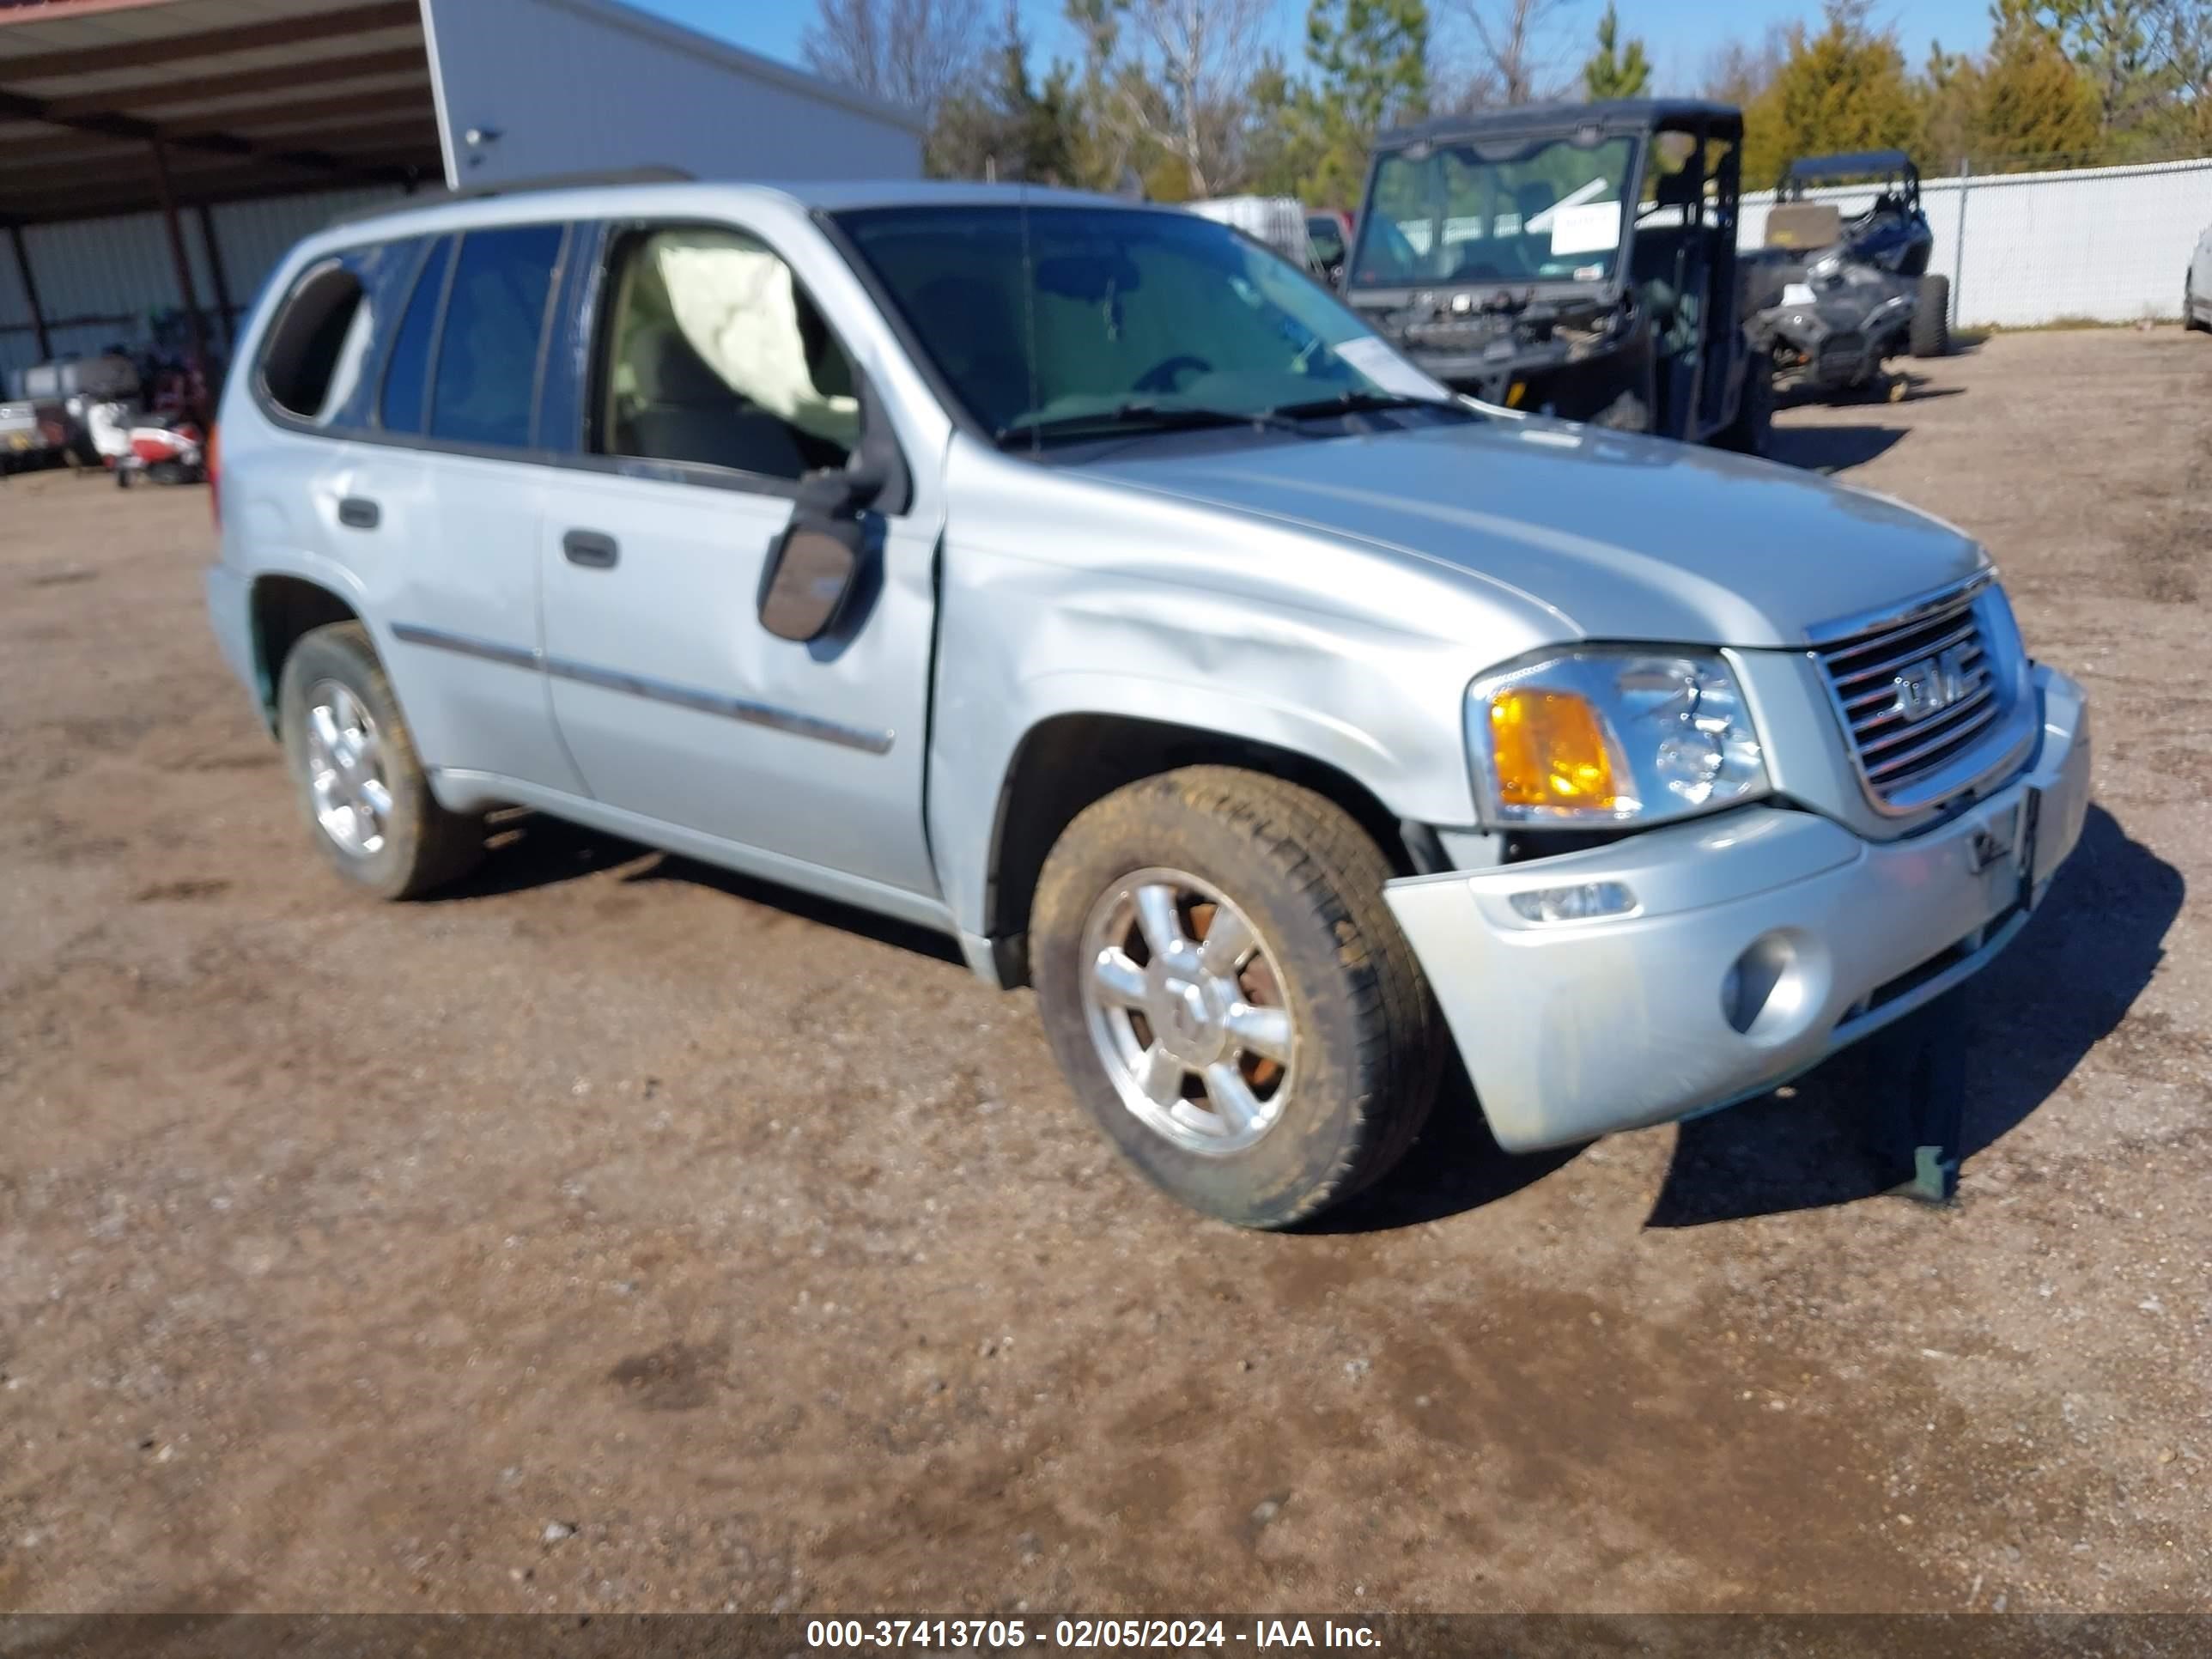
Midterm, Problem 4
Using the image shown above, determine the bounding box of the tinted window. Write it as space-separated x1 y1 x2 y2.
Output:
258 238 418 427
594 226 855 482
428 224 565 448
380 234 452 434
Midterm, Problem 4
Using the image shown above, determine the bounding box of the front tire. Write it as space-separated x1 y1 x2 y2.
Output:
276 621 483 899
1030 767 1441 1229
2186 274 2208 332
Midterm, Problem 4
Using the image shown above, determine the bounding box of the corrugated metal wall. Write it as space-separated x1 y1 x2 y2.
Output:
1739 156 2212 328
422 0 922 188
0 186 404 380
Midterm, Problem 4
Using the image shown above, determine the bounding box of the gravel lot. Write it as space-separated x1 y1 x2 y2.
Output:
2 328 2207 1617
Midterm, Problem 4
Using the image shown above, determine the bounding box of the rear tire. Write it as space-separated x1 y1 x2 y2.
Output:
1911 275 1951 357
1030 767 1441 1229
276 621 483 900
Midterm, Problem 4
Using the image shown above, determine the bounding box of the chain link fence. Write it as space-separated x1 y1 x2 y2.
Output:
1740 154 2212 328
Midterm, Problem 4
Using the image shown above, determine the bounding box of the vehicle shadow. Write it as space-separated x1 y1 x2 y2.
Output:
432 809 968 968
619 852 969 969
1301 1054 1583 1234
435 808 649 898
1770 424 1910 473
1646 805 2182 1226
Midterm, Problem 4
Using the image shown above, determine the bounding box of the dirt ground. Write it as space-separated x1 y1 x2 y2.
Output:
2 329 2208 1618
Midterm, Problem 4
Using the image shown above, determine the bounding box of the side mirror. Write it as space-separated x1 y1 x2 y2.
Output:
757 460 884 643
758 514 866 643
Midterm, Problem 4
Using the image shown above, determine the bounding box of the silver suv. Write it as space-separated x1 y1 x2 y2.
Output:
205 177 2091 1228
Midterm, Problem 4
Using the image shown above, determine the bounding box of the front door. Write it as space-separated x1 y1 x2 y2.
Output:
535 219 940 901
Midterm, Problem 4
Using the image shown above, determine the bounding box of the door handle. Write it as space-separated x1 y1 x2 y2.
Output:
562 529 619 569
337 496 380 530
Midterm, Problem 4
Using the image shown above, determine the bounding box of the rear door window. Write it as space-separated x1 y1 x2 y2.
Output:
379 234 453 435
428 224 568 449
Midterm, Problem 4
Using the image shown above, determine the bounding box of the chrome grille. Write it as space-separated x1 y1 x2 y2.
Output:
1814 581 2002 804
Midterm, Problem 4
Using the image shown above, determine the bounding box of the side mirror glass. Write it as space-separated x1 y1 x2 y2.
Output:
759 516 866 643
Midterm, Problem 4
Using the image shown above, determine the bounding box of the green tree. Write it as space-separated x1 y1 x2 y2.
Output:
1917 40 1977 168
1243 53 1328 198
2041 0 2171 144
2150 0 2212 154
1972 1 2104 167
929 4 1080 180
1581 3 1651 99
1741 1 1920 187
1302 0 1431 205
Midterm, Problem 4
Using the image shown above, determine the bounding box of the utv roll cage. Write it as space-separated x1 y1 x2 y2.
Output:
1780 150 1923 214
1341 99 1761 447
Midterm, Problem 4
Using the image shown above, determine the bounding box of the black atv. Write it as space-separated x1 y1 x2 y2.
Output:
1343 99 1773 454
1745 150 1951 400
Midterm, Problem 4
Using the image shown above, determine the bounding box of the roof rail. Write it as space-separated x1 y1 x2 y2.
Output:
326 167 697 228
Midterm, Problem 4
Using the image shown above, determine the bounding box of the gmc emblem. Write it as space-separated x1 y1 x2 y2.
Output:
1893 641 1977 723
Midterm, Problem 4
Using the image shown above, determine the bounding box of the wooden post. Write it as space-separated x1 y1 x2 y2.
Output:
8 222 51 360
147 135 211 403
196 203 235 349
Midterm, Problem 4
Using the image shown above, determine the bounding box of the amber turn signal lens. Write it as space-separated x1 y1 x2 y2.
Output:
1489 690 1622 810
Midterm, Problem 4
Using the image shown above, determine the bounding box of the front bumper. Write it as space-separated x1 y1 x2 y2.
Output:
1383 665 2091 1152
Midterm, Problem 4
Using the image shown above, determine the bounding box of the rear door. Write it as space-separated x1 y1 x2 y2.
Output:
532 216 941 899
343 222 586 795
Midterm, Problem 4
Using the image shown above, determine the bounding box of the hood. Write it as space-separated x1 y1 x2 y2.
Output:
1084 415 1984 648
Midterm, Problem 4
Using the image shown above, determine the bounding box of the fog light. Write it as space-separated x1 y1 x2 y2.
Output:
1723 933 1808 1037
1508 880 1638 924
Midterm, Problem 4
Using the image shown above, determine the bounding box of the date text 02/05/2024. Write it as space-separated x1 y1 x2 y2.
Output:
804 1618 1383 1649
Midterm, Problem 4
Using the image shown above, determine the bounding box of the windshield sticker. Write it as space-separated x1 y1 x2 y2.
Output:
1335 337 1451 398
1548 201 1623 256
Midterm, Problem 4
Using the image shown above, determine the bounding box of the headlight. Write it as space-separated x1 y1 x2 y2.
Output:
1467 649 1770 826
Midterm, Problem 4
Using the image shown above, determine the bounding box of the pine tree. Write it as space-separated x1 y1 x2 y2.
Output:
1302 0 1432 205
1972 2 2104 167
1742 2 1920 187
1581 3 1651 100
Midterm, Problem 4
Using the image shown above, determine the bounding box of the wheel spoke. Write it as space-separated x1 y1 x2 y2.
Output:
1139 1043 1184 1106
1198 903 1256 975
1224 1002 1293 1065
308 703 341 758
1201 1063 1261 1134
359 778 392 823
1133 884 1185 957
1091 947 1148 1009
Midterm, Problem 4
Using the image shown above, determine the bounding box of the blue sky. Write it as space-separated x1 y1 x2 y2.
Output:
638 0 1998 94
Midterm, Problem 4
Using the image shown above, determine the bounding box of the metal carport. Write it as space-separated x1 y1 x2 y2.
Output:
0 0 442 374
0 0 923 386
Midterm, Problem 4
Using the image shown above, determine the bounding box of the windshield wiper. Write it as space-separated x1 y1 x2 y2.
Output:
995 400 1326 448
1262 389 1463 421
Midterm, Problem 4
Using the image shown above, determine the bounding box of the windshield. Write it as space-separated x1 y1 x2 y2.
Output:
1350 135 1638 289
833 205 1451 444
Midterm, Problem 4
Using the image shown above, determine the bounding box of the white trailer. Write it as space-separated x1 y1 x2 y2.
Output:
1184 197 1313 264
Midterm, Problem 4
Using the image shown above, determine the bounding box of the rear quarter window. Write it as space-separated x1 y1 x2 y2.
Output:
255 238 420 428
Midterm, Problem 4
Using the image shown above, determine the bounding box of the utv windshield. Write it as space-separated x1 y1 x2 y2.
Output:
1350 135 1638 289
833 205 1455 446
